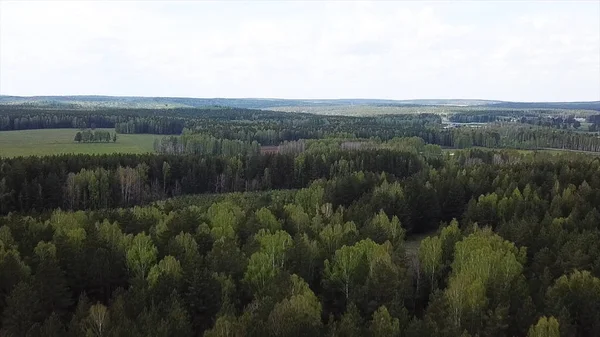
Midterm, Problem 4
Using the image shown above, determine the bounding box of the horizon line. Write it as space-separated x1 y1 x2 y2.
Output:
1 94 599 104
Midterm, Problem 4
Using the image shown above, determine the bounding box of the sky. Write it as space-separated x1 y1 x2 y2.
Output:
0 1 599 101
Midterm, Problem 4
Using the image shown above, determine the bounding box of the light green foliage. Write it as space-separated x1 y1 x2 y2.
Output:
203 314 242 337
527 316 560 337
418 219 461 288
96 220 131 253
328 205 346 226
440 219 462 262
50 210 88 242
284 204 311 234
295 184 324 216
244 229 293 294
34 241 57 261
244 251 277 294
369 306 400 337
372 180 405 202
0 226 15 249
383 136 430 154
546 270 600 334
126 233 158 279
147 255 183 287
156 133 260 157
368 210 405 247
445 227 525 329
208 201 243 240
319 221 358 256
267 275 323 337
87 303 109 337
423 144 443 158
255 207 281 232
324 239 392 300
131 205 166 226
255 229 293 269
419 236 442 287
467 193 500 227
168 232 200 267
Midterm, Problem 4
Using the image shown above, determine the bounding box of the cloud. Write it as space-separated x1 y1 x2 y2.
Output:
0 1 598 101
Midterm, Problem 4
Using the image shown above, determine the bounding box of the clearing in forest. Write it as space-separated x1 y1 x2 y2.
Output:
0 128 159 157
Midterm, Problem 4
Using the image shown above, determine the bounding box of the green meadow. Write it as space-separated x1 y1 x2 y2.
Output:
0 129 160 157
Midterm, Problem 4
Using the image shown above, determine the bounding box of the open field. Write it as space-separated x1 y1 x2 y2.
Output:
0 128 159 157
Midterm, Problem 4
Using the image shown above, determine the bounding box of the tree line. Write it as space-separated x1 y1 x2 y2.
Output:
0 148 427 215
154 133 260 156
74 130 117 143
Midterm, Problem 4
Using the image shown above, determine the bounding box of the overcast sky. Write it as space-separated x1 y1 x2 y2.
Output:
1 1 599 101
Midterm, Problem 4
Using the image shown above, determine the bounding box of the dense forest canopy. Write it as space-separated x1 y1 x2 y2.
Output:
2 100 600 337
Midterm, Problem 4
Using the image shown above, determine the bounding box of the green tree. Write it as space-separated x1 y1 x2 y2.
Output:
0 241 31 315
546 270 600 336
31 313 67 337
167 232 200 270
364 210 404 248
208 201 243 240
74 132 82 143
244 251 278 295
445 227 526 334
319 221 358 256
284 204 311 235
87 303 109 337
267 275 323 337
147 255 183 288
203 314 243 337
289 233 320 285
184 266 221 334
369 306 400 337
319 221 358 257
255 207 281 233
440 219 462 264
67 294 90 337
419 235 442 288
255 229 293 270
295 184 324 216
162 161 171 195
126 233 158 280
0 282 40 337
330 303 363 337
323 239 390 301
31 242 73 318
528 316 560 337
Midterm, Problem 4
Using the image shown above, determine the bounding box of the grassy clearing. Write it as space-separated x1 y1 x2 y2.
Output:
0 129 160 158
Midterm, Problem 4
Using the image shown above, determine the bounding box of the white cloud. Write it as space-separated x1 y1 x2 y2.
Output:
0 1 598 101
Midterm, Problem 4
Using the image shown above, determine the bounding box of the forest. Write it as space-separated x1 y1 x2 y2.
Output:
1 101 600 337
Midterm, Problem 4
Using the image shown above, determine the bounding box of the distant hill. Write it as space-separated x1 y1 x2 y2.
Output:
488 101 600 111
0 95 598 111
